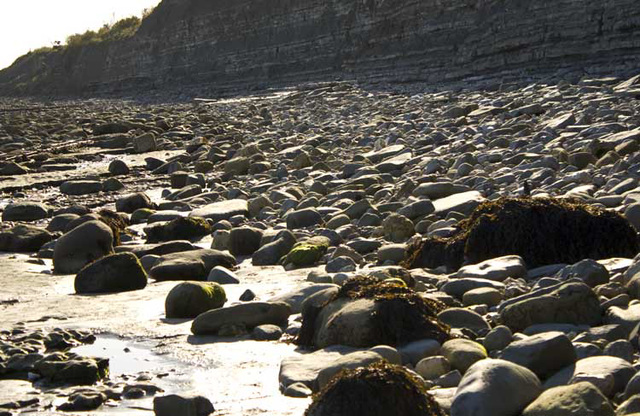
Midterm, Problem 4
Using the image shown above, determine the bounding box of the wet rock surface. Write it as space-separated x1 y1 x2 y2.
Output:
4 74 640 415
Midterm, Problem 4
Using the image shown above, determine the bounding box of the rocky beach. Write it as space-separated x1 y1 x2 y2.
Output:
2 73 640 416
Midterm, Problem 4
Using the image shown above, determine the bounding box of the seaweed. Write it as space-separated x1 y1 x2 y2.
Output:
296 276 450 348
97 209 129 246
404 197 639 270
305 361 445 416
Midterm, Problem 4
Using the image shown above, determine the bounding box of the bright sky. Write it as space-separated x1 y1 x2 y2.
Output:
0 0 162 70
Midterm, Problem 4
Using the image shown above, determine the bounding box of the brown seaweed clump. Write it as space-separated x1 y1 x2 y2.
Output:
98 209 129 246
404 197 639 271
305 361 445 416
296 276 450 348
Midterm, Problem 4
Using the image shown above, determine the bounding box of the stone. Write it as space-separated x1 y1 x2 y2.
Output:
57 392 106 411
207 266 239 284
398 339 442 365
150 249 236 281
252 230 297 265
625 203 640 231
145 217 212 243
228 226 263 256
279 345 359 390
53 220 114 274
325 256 357 273
0 161 29 175
499 332 576 379
451 359 542 416
377 244 407 264
165 282 226 319
441 278 505 298
47 213 80 232
133 133 157 153
441 339 487 373
35 355 109 385
544 356 635 397
252 324 283 341
483 325 513 351
224 157 251 175
74 252 148 294
0 225 53 252
463 287 502 306
153 395 214 416
60 180 103 195
271 284 338 314
2 202 49 222
456 255 527 282
191 302 292 335
437 308 490 335
617 394 640 415
282 238 329 267
382 213 415 242
116 192 154 214
555 259 609 287
315 350 385 390
189 199 249 221
102 177 124 191
108 159 130 175
286 208 323 229
500 281 602 332
521 381 614 416
416 356 451 380
433 190 485 216
397 199 435 220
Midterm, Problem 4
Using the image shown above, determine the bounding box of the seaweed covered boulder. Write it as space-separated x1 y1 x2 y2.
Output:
145 216 212 243
297 276 449 349
404 197 639 271
305 361 444 416
282 237 330 268
165 281 226 318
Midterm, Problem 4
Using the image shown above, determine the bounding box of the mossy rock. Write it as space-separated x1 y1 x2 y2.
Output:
283 238 330 267
165 281 226 319
146 216 212 243
305 361 444 416
131 208 155 224
404 197 640 271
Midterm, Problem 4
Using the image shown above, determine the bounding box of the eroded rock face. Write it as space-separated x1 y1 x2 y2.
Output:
2 0 640 94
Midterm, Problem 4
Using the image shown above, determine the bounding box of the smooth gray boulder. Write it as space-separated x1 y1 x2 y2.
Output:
543 356 635 397
189 199 248 221
252 230 297 265
0 225 53 252
191 302 291 335
499 332 576 379
60 180 103 196
451 359 541 416
74 252 148 294
150 249 236 281
521 381 614 416
53 220 114 274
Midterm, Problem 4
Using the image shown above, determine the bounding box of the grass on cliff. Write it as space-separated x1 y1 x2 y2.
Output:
65 16 142 47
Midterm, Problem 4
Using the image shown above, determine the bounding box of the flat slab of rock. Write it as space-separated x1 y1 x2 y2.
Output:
189 199 248 222
457 255 527 282
191 302 291 335
278 345 358 390
433 191 486 216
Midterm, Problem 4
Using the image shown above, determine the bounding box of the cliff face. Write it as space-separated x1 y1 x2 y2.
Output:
2 0 640 95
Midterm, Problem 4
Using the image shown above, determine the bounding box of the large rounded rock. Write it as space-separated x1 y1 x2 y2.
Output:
522 381 614 416
228 226 264 256
60 180 103 196
153 395 214 416
500 281 601 332
252 230 297 265
283 238 329 267
437 308 490 335
150 249 236 281
53 220 114 274
451 359 542 416
441 339 487 373
499 332 576 379
286 208 323 229
382 213 415 243
74 252 148 294
0 225 53 252
115 192 154 214
191 302 291 335
456 255 527 282
2 202 49 222
145 217 212 243
165 282 226 318
47 213 80 232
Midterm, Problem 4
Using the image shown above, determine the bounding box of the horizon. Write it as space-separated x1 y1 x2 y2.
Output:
0 0 161 71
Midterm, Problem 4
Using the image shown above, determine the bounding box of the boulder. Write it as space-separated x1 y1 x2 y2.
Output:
437 308 490 335
286 208 323 229
2 202 49 222
228 226 263 256
60 180 103 196
108 160 130 175
269 284 338 314
500 281 601 332
74 252 148 294
451 359 541 416
0 225 53 252
165 281 226 318
456 255 527 282
282 238 329 267
153 395 214 416
116 192 154 214
522 382 614 416
145 217 212 243
499 332 576 379
441 339 488 373
252 230 297 265
382 213 415 242
133 133 157 153
207 266 239 284
189 199 249 221
315 350 386 390
53 220 114 274
191 302 291 335
150 249 236 281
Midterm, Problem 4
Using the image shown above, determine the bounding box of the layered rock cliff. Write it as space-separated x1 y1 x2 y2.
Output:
2 0 640 95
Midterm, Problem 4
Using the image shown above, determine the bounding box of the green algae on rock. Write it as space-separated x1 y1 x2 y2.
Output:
165 281 227 319
282 237 330 267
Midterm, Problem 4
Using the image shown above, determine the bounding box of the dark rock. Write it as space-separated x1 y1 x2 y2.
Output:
228 226 264 256
150 249 236 281
53 221 114 274
0 225 53 252
165 281 226 318
74 252 148 294
2 202 49 222
153 395 214 416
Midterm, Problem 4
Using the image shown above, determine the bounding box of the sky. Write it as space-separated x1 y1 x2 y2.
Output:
0 0 162 70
